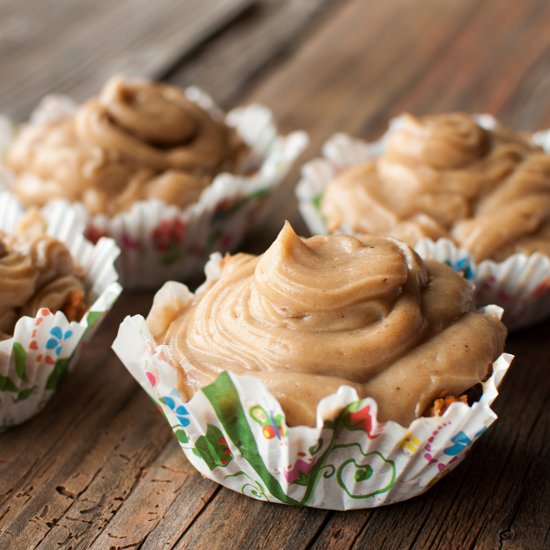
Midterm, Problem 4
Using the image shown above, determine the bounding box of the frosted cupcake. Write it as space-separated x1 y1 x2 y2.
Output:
113 223 512 510
0 194 121 428
297 113 550 328
2 77 307 287
0 211 86 328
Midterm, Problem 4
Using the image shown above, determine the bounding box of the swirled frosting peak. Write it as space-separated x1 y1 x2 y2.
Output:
321 113 550 261
384 113 490 169
0 211 86 339
7 77 248 216
149 223 506 427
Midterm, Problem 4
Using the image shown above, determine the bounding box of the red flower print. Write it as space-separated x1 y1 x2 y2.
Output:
284 458 316 484
344 404 378 439
152 219 186 252
85 224 108 244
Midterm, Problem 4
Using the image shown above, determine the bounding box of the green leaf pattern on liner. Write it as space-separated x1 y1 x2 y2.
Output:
336 452 396 499
13 342 27 380
85 311 102 329
0 375 18 392
193 424 233 470
2 341 80 410
224 471 270 502
202 372 301 506
1 339 78 417
174 428 189 444
45 357 71 391
161 242 181 266
15 386 36 403
115 314 511 508
312 193 323 211
199 372 397 506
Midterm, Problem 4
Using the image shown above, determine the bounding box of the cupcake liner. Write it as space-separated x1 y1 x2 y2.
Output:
112 256 513 510
296 119 550 330
415 239 550 330
1 90 308 289
0 193 122 429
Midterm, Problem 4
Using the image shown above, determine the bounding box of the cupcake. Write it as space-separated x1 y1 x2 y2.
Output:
2 77 307 288
297 113 550 329
113 223 512 510
0 193 121 428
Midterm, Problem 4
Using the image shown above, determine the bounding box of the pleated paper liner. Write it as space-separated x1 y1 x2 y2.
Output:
112 255 513 510
0 89 308 289
296 117 550 330
415 239 550 330
0 193 122 429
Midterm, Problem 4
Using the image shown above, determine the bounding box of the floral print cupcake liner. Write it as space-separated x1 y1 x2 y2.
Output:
113 255 513 510
296 118 550 330
414 238 550 330
0 89 308 289
0 193 121 429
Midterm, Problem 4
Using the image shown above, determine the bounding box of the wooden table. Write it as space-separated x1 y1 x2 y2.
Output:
0 0 549 548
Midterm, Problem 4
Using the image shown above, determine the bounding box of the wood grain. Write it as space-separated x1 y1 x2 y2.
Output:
0 0 549 548
166 0 340 109
0 0 254 119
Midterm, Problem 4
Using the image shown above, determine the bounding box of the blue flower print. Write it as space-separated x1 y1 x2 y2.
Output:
445 257 474 280
160 395 190 427
443 431 472 456
46 327 74 356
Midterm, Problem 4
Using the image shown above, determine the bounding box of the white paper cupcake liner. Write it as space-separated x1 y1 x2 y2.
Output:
296 118 550 330
112 256 513 510
0 90 308 289
415 239 550 330
0 193 122 429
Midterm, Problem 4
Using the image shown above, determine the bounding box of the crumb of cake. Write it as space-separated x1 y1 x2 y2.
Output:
62 289 87 321
427 394 469 417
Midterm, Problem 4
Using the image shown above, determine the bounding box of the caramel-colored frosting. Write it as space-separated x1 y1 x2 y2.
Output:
6 77 248 216
148 223 506 427
321 113 550 261
0 211 85 339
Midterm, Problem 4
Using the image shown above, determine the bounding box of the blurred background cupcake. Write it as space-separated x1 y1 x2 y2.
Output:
1 76 307 288
297 113 550 329
0 193 120 428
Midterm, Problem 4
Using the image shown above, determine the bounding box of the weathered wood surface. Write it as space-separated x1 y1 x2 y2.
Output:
0 0 255 119
0 0 549 548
